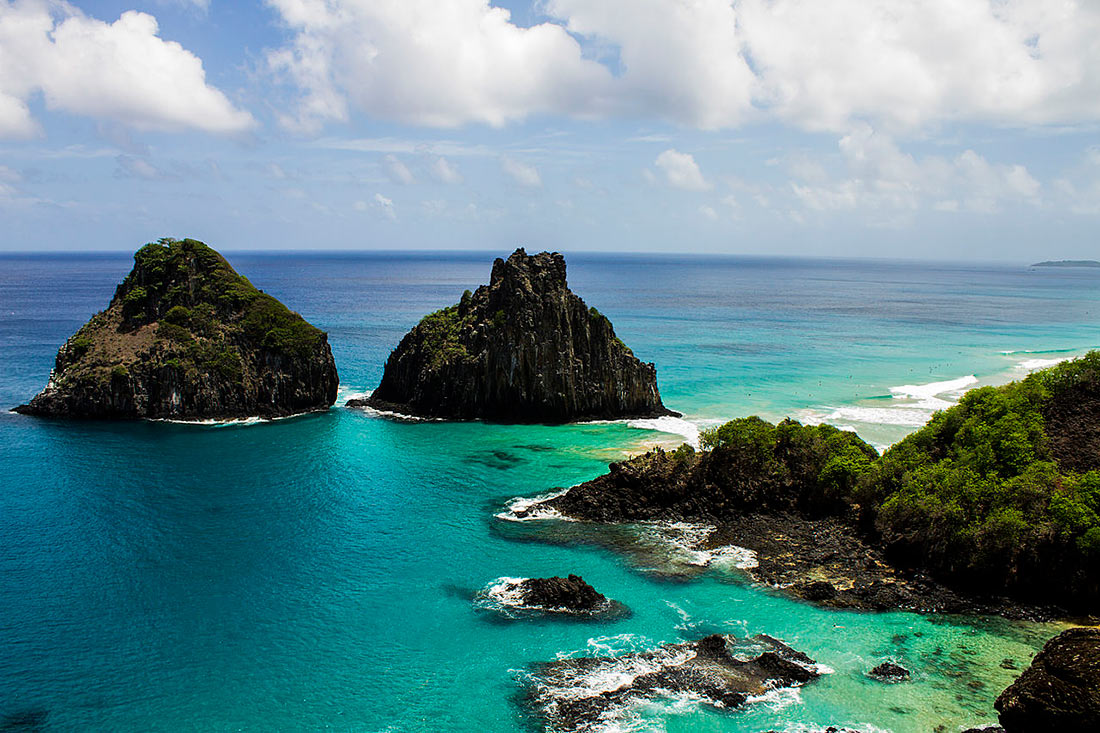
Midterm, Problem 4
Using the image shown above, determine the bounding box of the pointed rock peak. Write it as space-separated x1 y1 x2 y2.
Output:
489 247 567 293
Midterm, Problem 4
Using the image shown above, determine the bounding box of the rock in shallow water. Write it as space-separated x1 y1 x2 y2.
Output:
870 661 911 681
527 633 821 732
350 248 675 423
474 575 629 620
995 626 1100 732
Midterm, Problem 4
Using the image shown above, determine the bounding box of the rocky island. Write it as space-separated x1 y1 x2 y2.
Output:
1032 260 1100 268
14 238 338 420
521 353 1100 616
995 626 1100 731
348 248 675 422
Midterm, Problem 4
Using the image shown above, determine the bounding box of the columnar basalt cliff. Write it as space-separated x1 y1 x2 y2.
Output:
350 248 675 422
14 238 338 419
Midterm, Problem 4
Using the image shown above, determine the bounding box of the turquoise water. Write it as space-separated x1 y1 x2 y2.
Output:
2 252 1099 731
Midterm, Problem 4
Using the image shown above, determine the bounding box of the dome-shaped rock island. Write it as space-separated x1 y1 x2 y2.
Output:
14 238 339 420
349 248 676 423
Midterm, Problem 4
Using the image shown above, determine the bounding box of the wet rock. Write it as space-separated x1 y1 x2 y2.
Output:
870 661 911 681
351 248 675 423
13 238 338 419
798 580 838 601
995 626 1100 732
529 633 821 732
520 575 607 611
475 575 629 620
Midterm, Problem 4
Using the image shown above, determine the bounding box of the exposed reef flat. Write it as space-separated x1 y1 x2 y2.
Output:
527 633 821 732
349 248 675 423
14 238 338 420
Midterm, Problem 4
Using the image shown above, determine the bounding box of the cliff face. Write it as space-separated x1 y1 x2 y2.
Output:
353 248 675 422
14 238 338 419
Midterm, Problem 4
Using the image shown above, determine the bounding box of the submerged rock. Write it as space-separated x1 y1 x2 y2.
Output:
995 626 1100 732
13 238 338 419
870 661 910 681
349 248 675 422
474 575 628 619
528 633 821 732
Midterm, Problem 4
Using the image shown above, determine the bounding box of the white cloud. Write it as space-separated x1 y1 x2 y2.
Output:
265 0 612 132
699 204 718 221
115 154 162 179
266 0 1100 134
374 192 396 219
790 124 1042 215
383 154 415 184
655 149 710 191
0 2 254 138
430 156 462 184
501 156 541 188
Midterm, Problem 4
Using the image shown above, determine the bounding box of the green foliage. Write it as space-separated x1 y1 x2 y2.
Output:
115 238 325 358
163 305 192 326
860 353 1100 592
111 364 129 379
416 305 471 369
157 322 193 344
492 309 507 329
67 334 94 359
241 294 323 357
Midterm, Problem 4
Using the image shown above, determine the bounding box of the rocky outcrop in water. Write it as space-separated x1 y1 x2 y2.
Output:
475 575 628 620
870 661 910 681
520 575 608 612
529 633 820 732
349 248 675 423
13 238 338 420
995 627 1100 732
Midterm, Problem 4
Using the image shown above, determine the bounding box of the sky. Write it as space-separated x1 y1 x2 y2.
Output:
0 0 1098 259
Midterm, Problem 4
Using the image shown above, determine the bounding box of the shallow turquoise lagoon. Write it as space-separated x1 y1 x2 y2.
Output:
1 252 1098 731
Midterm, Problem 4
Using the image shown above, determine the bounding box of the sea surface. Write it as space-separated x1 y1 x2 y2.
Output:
2 251 1099 732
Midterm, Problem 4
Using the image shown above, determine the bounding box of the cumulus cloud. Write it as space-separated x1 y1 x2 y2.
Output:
265 0 1100 134
265 0 612 132
383 154 415 184
0 1 253 138
374 192 396 219
501 156 541 188
790 124 1042 215
430 156 462 184
655 149 710 191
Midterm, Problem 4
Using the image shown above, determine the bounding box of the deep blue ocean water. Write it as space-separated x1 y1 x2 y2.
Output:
2 251 1099 732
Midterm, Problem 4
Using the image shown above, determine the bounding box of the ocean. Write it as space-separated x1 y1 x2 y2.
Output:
1 251 1099 732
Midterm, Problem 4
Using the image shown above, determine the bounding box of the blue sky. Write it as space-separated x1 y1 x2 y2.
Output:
1 0 1098 259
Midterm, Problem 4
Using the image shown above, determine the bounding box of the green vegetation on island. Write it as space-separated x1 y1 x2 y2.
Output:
549 352 1100 610
16 238 338 419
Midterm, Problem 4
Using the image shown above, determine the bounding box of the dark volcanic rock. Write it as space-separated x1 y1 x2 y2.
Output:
349 248 674 422
995 626 1100 732
521 575 606 611
13 238 338 420
475 575 628 619
870 661 910 681
529 633 820 732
